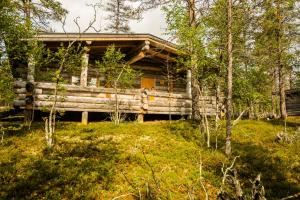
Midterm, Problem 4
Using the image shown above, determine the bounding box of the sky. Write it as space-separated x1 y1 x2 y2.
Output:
52 0 168 39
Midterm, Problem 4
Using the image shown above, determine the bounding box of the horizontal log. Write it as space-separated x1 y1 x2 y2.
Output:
41 107 141 114
34 95 141 105
15 101 141 111
145 110 192 115
147 91 190 99
38 84 140 95
148 96 191 103
148 101 191 108
14 81 192 99
14 81 142 95
147 106 192 112
41 90 141 100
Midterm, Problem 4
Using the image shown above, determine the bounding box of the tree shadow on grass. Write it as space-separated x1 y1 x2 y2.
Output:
232 141 300 200
0 137 120 199
264 118 300 129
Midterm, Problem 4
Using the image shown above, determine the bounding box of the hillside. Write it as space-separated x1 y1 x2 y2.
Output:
0 118 299 199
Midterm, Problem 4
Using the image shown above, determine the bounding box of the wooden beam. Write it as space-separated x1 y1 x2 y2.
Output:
127 51 146 65
127 40 150 55
126 41 151 65
145 49 177 62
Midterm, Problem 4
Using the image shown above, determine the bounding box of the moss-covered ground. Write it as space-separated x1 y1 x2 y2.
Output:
0 117 299 199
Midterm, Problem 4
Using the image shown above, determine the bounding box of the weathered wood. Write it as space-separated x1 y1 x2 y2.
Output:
145 49 177 62
34 101 141 110
127 51 146 65
146 110 191 115
35 82 141 95
80 51 89 87
13 80 217 116
137 113 144 123
36 33 179 55
34 94 141 105
147 91 190 99
82 111 88 125
127 40 150 56
147 106 192 112
285 89 300 116
148 100 191 108
186 70 192 98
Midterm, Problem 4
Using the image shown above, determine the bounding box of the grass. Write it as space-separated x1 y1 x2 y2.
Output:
0 117 299 199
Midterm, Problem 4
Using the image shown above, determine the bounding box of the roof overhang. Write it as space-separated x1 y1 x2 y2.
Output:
35 33 182 64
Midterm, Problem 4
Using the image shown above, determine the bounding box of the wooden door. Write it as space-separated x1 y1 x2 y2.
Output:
141 77 155 90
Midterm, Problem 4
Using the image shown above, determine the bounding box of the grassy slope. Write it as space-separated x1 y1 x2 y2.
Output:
0 118 299 199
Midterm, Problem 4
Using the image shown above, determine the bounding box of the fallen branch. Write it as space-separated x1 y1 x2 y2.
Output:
280 192 300 200
233 108 248 127
275 132 296 144
112 193 138 200
218 156 240 199
121 170 139 191
251 174 266 200
142 150 160 190
221 156 239 186
199 156 209 200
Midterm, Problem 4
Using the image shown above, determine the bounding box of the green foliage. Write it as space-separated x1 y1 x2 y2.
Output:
96 45 139 89
34 42 84 83
1 119 299 199
14 0 67 30
0 62 14 106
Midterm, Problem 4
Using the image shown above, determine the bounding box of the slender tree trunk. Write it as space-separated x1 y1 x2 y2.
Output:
215 83 220 129
116 0 120 33
114 82 120 125
200 88 210 148
226 0 233 156
24 0 31 30
275 0 287 120
279 66 287 119
272 69 278 118
187 0 200 120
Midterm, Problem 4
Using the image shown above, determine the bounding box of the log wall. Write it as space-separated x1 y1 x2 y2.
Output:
286 90 300 116
13 81 217 116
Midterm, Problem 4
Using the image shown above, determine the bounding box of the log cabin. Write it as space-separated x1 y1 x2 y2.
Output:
285 89 300 116
13 33 217 123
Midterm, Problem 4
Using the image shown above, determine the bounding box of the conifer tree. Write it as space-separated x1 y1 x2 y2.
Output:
105 0 140 33
254 0 299 119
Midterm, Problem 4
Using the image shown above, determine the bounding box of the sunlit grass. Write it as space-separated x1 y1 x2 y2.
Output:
0 117 299 199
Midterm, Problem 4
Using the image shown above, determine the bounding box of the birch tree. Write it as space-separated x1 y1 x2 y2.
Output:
96 45 139 125
225 0 233 155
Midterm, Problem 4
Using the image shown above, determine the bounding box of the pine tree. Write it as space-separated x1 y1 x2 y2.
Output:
254 0 299 119
17 0 67 30
105 0 140 33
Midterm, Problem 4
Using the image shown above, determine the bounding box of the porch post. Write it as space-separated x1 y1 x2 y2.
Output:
80 47 90 87
27 55 35 82
81 46 90 125
186 69 192 118
82 111 88 125
137 113 144 123
186 69 192 98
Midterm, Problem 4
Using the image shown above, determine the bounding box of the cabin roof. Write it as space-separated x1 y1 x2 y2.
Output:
36 33 180 65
